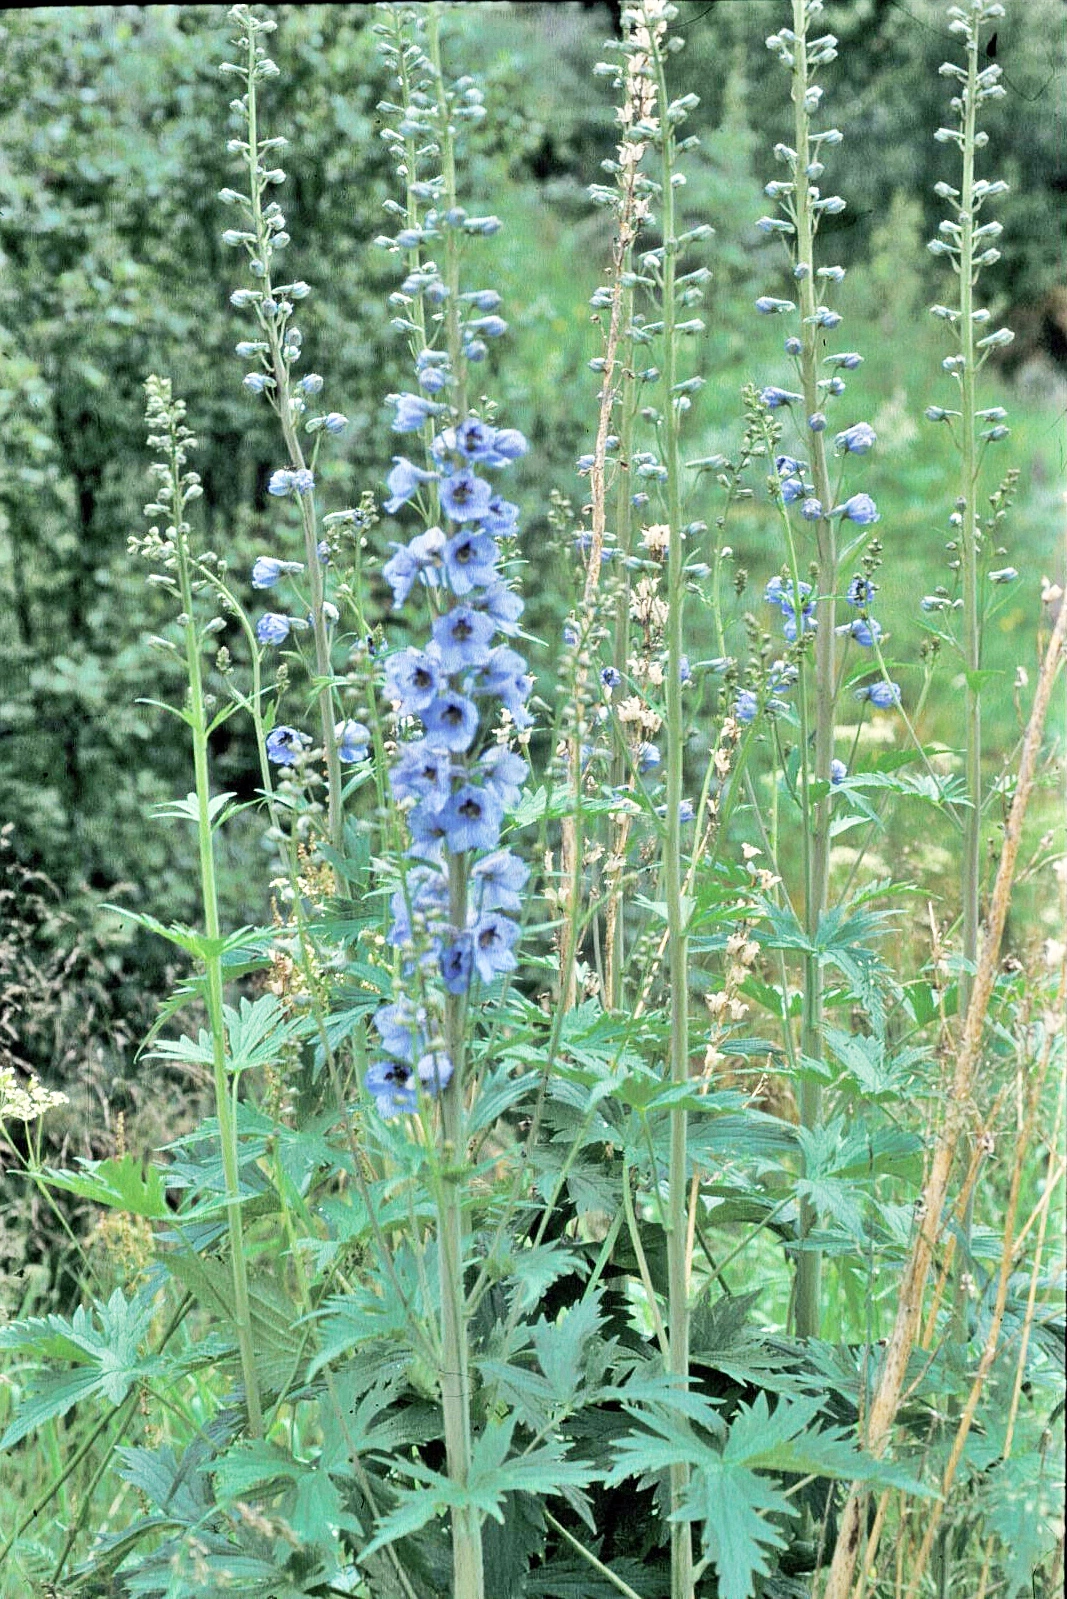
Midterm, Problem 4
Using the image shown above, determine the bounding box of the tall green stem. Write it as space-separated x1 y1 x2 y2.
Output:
651 20 694 1596
791 0 836 1341
166 417 263 1438
958 24 981 1019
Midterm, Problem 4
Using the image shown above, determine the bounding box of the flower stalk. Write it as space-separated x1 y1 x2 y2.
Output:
142 377 263 1437
790 0 837 1343
647 6 696 1593
926 0 1010 1016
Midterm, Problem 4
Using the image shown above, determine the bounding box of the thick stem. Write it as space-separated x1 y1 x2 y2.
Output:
426 18 483 1593
438 859 484 1599
791 0 837 1341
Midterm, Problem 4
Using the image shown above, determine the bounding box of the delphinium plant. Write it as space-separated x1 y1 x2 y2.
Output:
923 0 1016 1018
0 3 1063 1598
750 0 899 1344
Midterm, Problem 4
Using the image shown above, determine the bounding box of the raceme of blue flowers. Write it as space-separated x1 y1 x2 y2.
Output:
366 409 532 1120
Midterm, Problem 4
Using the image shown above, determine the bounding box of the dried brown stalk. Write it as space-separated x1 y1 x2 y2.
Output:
821 592 1066 1599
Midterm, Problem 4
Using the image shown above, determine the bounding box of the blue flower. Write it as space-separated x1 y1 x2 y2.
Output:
298 374 324 396
336 720 370 764
471 848 529 912
835 422 876 454
755 296 796 314
390 740 453 808
323 412 348 434
846 575 878 608
483 584 524 635
384 456 438 514
266 726 308 766
407 801 450 858
440 468 492 523
638 743 661 773
470 910 519 982
835 493 880 525
443 530 498 594
781 476 806 504
423 689 480 751
468 314 507 338
418 364 449 394
243 372 270 394
441 935 474 994
268 469 295 497
382 545 420 609
735 691 758 724
388 867 450 948
478 746 526 807
391 392 442 433
364 1058 417 1117
775 455 806 478
384 527 447 606
462 288 502 311
601 666 622 689
808 412 827 433
440 783 503 853
385 648 445 715
491 428 528 462
800 497 823 521
256 612 291 645
431 605 495 673
416 1051 453 1092
448 417 498 460
842 617 883 648
252 556 304 590
474 647 533 725
481 495 519 538
293 469 314 495
760 387 803 409
857 680 900 709
374 997 429 1060
989 567 1018 584
830 758 848 785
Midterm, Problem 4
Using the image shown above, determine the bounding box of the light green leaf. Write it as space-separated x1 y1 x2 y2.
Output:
41 1154 170 1219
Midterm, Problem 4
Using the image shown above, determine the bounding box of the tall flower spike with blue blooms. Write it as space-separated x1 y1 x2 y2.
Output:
370 15 532 1592
925 0 1012 1015
221 6 355 849
757 0 887 1343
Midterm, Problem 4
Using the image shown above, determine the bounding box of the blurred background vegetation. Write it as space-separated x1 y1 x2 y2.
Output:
0 1 1063 1299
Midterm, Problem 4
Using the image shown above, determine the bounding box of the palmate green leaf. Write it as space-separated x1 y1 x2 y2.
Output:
41 1152 171 1218
979 1452 1063 1596
468 1063 539 1133
165 1252 311 1395
361 1416 594 1561
213 1439 364 1546
507 1241 589 1318
686 1460 794 1599
821 1025 933 1100
0 1288 165 1448
609 1384 931 1598
532 1292 605 1403
147 994 314 1078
